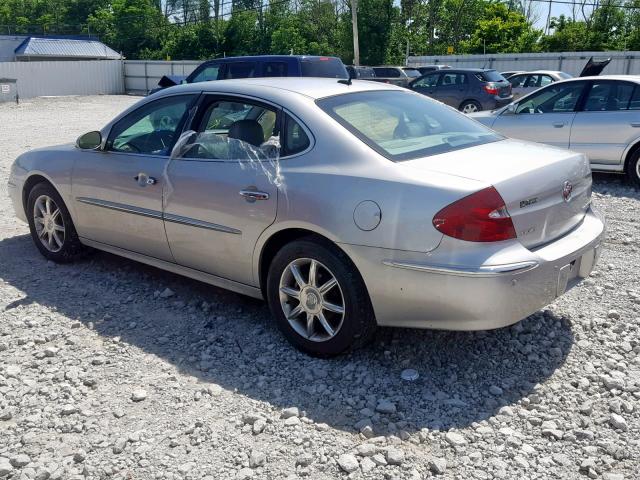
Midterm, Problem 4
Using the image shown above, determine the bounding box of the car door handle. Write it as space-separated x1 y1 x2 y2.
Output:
239 190 269 201
553 122 566 128
631 122 640 128
134 173 156 186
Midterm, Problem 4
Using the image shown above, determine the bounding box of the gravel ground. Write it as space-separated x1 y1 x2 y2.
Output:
0 96 639 480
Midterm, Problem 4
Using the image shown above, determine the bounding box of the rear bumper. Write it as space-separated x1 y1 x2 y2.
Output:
341 207 605 330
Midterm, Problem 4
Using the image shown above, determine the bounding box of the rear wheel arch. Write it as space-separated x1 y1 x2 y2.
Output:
257 228 365 297
624 140 640 185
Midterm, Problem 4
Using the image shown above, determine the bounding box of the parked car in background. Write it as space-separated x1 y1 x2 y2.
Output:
409 68 512 112
416 65 451 75
501 71 525 79
346 65 376 80
8 78 604 356
508 71 573 100
151 55 348 93
470 75 640 185
371 66 422 87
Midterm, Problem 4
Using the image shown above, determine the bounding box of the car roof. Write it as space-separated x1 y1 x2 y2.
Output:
202 55 341 62
162 77 402 100
428 68 494 73
562 74 640 83
512 70 567 75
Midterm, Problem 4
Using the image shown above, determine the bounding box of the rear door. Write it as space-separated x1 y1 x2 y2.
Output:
570 80 640 166
492 81 588 149
163 94 281 285
222 62 257 79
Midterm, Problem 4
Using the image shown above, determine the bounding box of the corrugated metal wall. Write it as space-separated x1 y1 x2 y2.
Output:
0 60 124 98
124 60 200 94
407 51 640 76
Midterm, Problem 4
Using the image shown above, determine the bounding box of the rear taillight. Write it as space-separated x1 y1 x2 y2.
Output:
483 83 499 95
432 186 516 242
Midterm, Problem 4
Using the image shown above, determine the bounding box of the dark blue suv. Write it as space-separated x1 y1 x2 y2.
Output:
154 55 348 92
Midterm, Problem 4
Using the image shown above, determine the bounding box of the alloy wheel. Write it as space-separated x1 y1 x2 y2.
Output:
33 195 65 253
279 258 345 342
462 103 479 113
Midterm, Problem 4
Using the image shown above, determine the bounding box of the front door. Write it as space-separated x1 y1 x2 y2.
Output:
163 95 284 285
493 81 587 149
72 94 197 261
410 73 440 101
437 72 469 108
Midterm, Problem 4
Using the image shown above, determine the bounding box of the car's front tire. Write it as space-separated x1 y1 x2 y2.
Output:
27 182 89 263
626 149 640 187
266 237 376 357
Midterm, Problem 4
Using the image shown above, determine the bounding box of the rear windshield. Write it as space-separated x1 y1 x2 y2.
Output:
480 70 506 82
317 90 502 161
301 58 348 78
403 68 421 78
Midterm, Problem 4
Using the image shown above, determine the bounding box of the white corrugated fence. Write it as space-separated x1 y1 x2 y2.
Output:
407 51 640 76
0 60 124 99
124 60 200 94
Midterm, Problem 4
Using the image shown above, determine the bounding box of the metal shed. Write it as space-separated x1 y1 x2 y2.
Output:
0 35 120 62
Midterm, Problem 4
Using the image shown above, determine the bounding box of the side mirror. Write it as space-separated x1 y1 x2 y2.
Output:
505 103 517 114
76 131 102 150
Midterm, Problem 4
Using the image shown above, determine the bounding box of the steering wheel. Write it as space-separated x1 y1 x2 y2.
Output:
156 115 176 130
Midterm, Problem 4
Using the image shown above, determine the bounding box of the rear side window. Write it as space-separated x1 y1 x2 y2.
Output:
264 62 288 77
191 65 221 83
283 115 311 155
413 74 439 88
356 67 375 78
373 67 401 78
300 58 347 78
440 73 467 86
480 70 505 82
583 82 636 111
223 62 256 79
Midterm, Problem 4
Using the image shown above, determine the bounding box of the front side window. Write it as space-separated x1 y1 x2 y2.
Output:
413 74 439 88
108 95 195 155
191 65 220 83
516 82 586 114
630 86 640 110
583 82 635 111
317 90 502 161
178 99 278 161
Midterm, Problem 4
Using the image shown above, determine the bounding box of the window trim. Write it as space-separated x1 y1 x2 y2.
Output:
105 93 199 156
174 92 315 162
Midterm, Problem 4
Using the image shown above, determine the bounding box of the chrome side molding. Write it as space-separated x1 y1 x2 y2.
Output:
163 213 241 235
382 259 539 277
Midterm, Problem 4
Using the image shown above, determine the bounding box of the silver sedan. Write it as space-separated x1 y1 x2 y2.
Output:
470 75 640 186
507 70 573 100
8 78 604 356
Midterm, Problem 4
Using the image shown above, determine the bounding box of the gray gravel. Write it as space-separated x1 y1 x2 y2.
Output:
1 96 639 479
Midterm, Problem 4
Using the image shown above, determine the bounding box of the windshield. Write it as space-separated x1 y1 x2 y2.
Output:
317 90 503 161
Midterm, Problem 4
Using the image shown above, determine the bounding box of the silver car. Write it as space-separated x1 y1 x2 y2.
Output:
470 75 640 185
7 78 604 357
507 70 573 100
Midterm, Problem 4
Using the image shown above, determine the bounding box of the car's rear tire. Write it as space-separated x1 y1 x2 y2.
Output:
266 237 376 357
27 182 90 263
459 100 482 114
626 149 640 187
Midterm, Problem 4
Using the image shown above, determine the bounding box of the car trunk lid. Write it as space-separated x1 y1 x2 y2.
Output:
401 139 592 248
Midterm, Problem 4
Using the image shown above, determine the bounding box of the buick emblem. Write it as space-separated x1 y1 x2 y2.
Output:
562 181 573 202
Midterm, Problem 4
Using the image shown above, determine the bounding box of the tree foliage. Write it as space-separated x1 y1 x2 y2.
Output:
1 0 639 62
